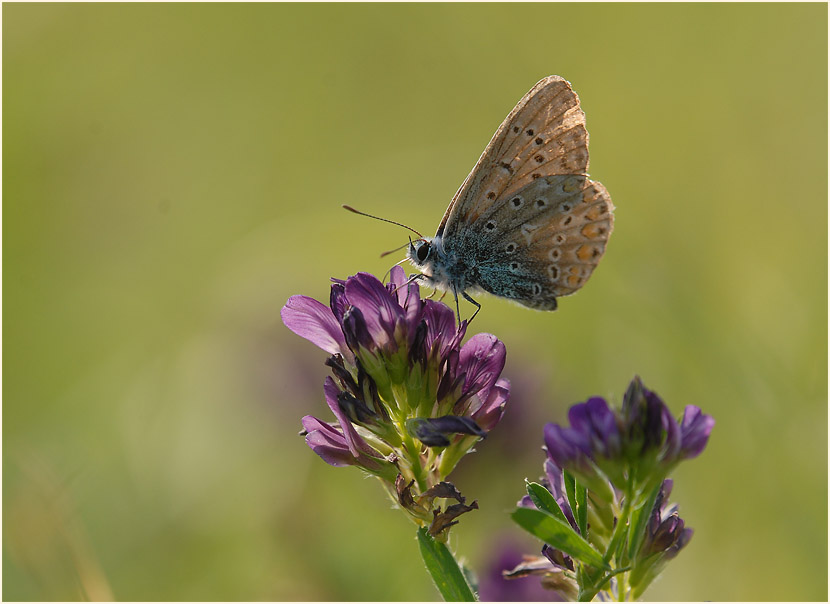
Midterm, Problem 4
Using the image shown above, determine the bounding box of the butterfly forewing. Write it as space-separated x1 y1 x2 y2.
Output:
439 76 589 240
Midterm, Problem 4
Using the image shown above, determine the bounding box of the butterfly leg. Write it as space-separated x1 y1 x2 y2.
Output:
391 273 426 297
462 291 482 323
405 273 427 287
451 285 462 324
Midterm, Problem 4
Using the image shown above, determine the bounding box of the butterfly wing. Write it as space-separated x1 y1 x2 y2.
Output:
437 75 589 240
436 76 613 308
471 174 615 309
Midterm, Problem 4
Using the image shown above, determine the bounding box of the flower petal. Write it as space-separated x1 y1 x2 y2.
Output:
458 333 506 398
301 415 355 467
679 405 715 459
281 295 348 358
423 300 461 360
344 272 404 348
543 422 590 467
329 280 349 323
659 401 681 462
388 265 422 332
407 415 486 447
342 305 374 352
323 377 377 458
471 378 510 431
569 397 620 459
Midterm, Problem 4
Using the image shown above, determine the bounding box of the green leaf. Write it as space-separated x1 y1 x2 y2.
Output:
564 471 577 516
576 483 588 537
417 527 477 602
526 481 570 526
511 507 610 570
563 471 588 538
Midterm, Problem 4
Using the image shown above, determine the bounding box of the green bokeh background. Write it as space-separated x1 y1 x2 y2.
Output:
3 3 827 601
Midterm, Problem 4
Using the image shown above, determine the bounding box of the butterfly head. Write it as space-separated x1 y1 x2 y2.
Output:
407 235 455 293
407 238 432 267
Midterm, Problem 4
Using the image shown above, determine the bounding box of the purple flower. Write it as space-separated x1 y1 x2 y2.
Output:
637 480 693 560
629 479 695 598
471 377 510 432
544 397 622 499
544 376 714 500
620 377 681 464
513 379 712 601
678 405 716 459
282 268 510 521
301 416 394 477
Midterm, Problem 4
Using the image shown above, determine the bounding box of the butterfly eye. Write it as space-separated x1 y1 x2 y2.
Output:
416 242 430 262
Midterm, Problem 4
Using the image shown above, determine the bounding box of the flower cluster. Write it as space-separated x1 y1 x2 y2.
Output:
281 267 509 534
508 377 714 601
543 376 714 506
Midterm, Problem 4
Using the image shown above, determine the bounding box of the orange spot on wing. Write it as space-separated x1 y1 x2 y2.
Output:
576 244 593 261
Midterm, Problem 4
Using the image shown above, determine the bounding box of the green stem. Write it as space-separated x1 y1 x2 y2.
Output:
604 496 631 566
594 566 632 600
616 569 628 602
417 527 477 601
579 490 633 602
401 428 428 492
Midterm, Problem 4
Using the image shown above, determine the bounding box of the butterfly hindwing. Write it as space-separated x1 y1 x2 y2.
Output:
471 175 615 308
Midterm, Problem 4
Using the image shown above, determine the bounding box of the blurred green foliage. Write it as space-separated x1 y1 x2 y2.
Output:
3 3 826 601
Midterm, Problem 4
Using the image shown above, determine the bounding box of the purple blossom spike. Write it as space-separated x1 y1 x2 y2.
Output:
543 376 714 499
281 268 510 530
512 377 713 601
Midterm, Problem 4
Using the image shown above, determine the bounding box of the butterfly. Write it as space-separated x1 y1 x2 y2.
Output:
406 75 615 321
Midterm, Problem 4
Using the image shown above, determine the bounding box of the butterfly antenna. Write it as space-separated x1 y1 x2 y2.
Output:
380 241 412 258
342 205 423 239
